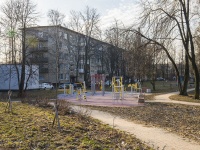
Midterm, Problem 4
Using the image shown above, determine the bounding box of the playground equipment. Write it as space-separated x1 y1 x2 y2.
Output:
128 82 142 94
112 76 124 100
82 81 87 93
91 74 106 96
127 82 145 103
64 84 74 96
76 81 87 101
76 88 87 101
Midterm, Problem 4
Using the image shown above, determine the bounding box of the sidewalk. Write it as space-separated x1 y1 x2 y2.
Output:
72 105 200 150
147 88 200 106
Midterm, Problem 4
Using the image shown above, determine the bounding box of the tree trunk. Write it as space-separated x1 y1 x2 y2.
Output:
150 80 156 91
192 61 200 99
181 55 189 95
84 44 88 83
18 23 26 98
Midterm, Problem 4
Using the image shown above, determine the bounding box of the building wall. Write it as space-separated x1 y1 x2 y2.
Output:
26 26 109 84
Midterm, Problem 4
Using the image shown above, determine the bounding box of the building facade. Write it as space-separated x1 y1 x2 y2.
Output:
26 25 111 84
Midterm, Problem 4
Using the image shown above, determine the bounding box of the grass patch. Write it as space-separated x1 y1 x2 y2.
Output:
87 103 200 144
141 81 179 93
169 94 200 103
144 93 159 100
0 90 63 102
102 81 179 93
0 102 152 150
168 89 200 103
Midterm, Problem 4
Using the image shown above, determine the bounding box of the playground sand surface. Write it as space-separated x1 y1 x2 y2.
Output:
58 91 144 107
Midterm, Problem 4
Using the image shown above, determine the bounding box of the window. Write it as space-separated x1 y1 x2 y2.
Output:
38 42 47 48
59 42 62 49
59 74 64 80
64 33 68 40
38 32 43 38
66 74 69 80
79 63 84 69
59 31 62 37
39 75 44 80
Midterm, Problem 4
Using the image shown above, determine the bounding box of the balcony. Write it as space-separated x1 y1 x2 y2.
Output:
79 69 84 73
96 62 101 66
30 57 48 63
38 37 48 42
37 34 48 41
39 68 48 73
29 47 48 53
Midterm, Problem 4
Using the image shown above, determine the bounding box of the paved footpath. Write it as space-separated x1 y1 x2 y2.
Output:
148 88 200 106
72 90 200 150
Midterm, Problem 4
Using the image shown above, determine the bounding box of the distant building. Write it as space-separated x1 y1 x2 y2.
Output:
25 25 112 84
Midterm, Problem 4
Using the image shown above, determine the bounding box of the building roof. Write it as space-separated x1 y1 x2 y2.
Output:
26 25 113 47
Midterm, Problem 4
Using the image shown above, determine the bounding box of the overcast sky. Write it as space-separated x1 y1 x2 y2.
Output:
0 0 141 30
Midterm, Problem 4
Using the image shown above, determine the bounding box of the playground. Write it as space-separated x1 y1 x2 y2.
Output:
58 92 144 107
58 75 146 107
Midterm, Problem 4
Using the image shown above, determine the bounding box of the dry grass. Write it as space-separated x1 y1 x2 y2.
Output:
140 81 179 93
87 103 200 144
144 93 159 100
169 94 200 103
0 102 152 150
0 90 62 102
168 88 200 103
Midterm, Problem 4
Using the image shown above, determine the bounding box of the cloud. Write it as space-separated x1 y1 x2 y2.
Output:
100 1 141 30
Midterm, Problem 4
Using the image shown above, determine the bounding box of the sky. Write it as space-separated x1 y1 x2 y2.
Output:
0 0 141 30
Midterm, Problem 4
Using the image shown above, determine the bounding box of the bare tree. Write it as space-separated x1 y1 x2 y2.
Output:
194 25 200 73
68 11 84 82
0 0 39 98
68 6 100 84
47 9 65 26
47 9 66 131
68 10 83 33
104 20 126 78
105 21 152 85
129 0 200 98
47 9 65 86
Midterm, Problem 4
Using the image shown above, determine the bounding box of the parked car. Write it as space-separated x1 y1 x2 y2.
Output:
105 80 111 86
59 83 71 89
156 77 165 81
39 82 54 90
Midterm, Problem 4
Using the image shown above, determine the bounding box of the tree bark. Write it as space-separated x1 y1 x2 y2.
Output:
18 23 26 98
150 81 156 91
84 44 88 83
181 55 189 96
192 61 200 99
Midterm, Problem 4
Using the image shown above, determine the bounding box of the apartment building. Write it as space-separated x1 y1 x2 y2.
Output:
26 25 111 84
